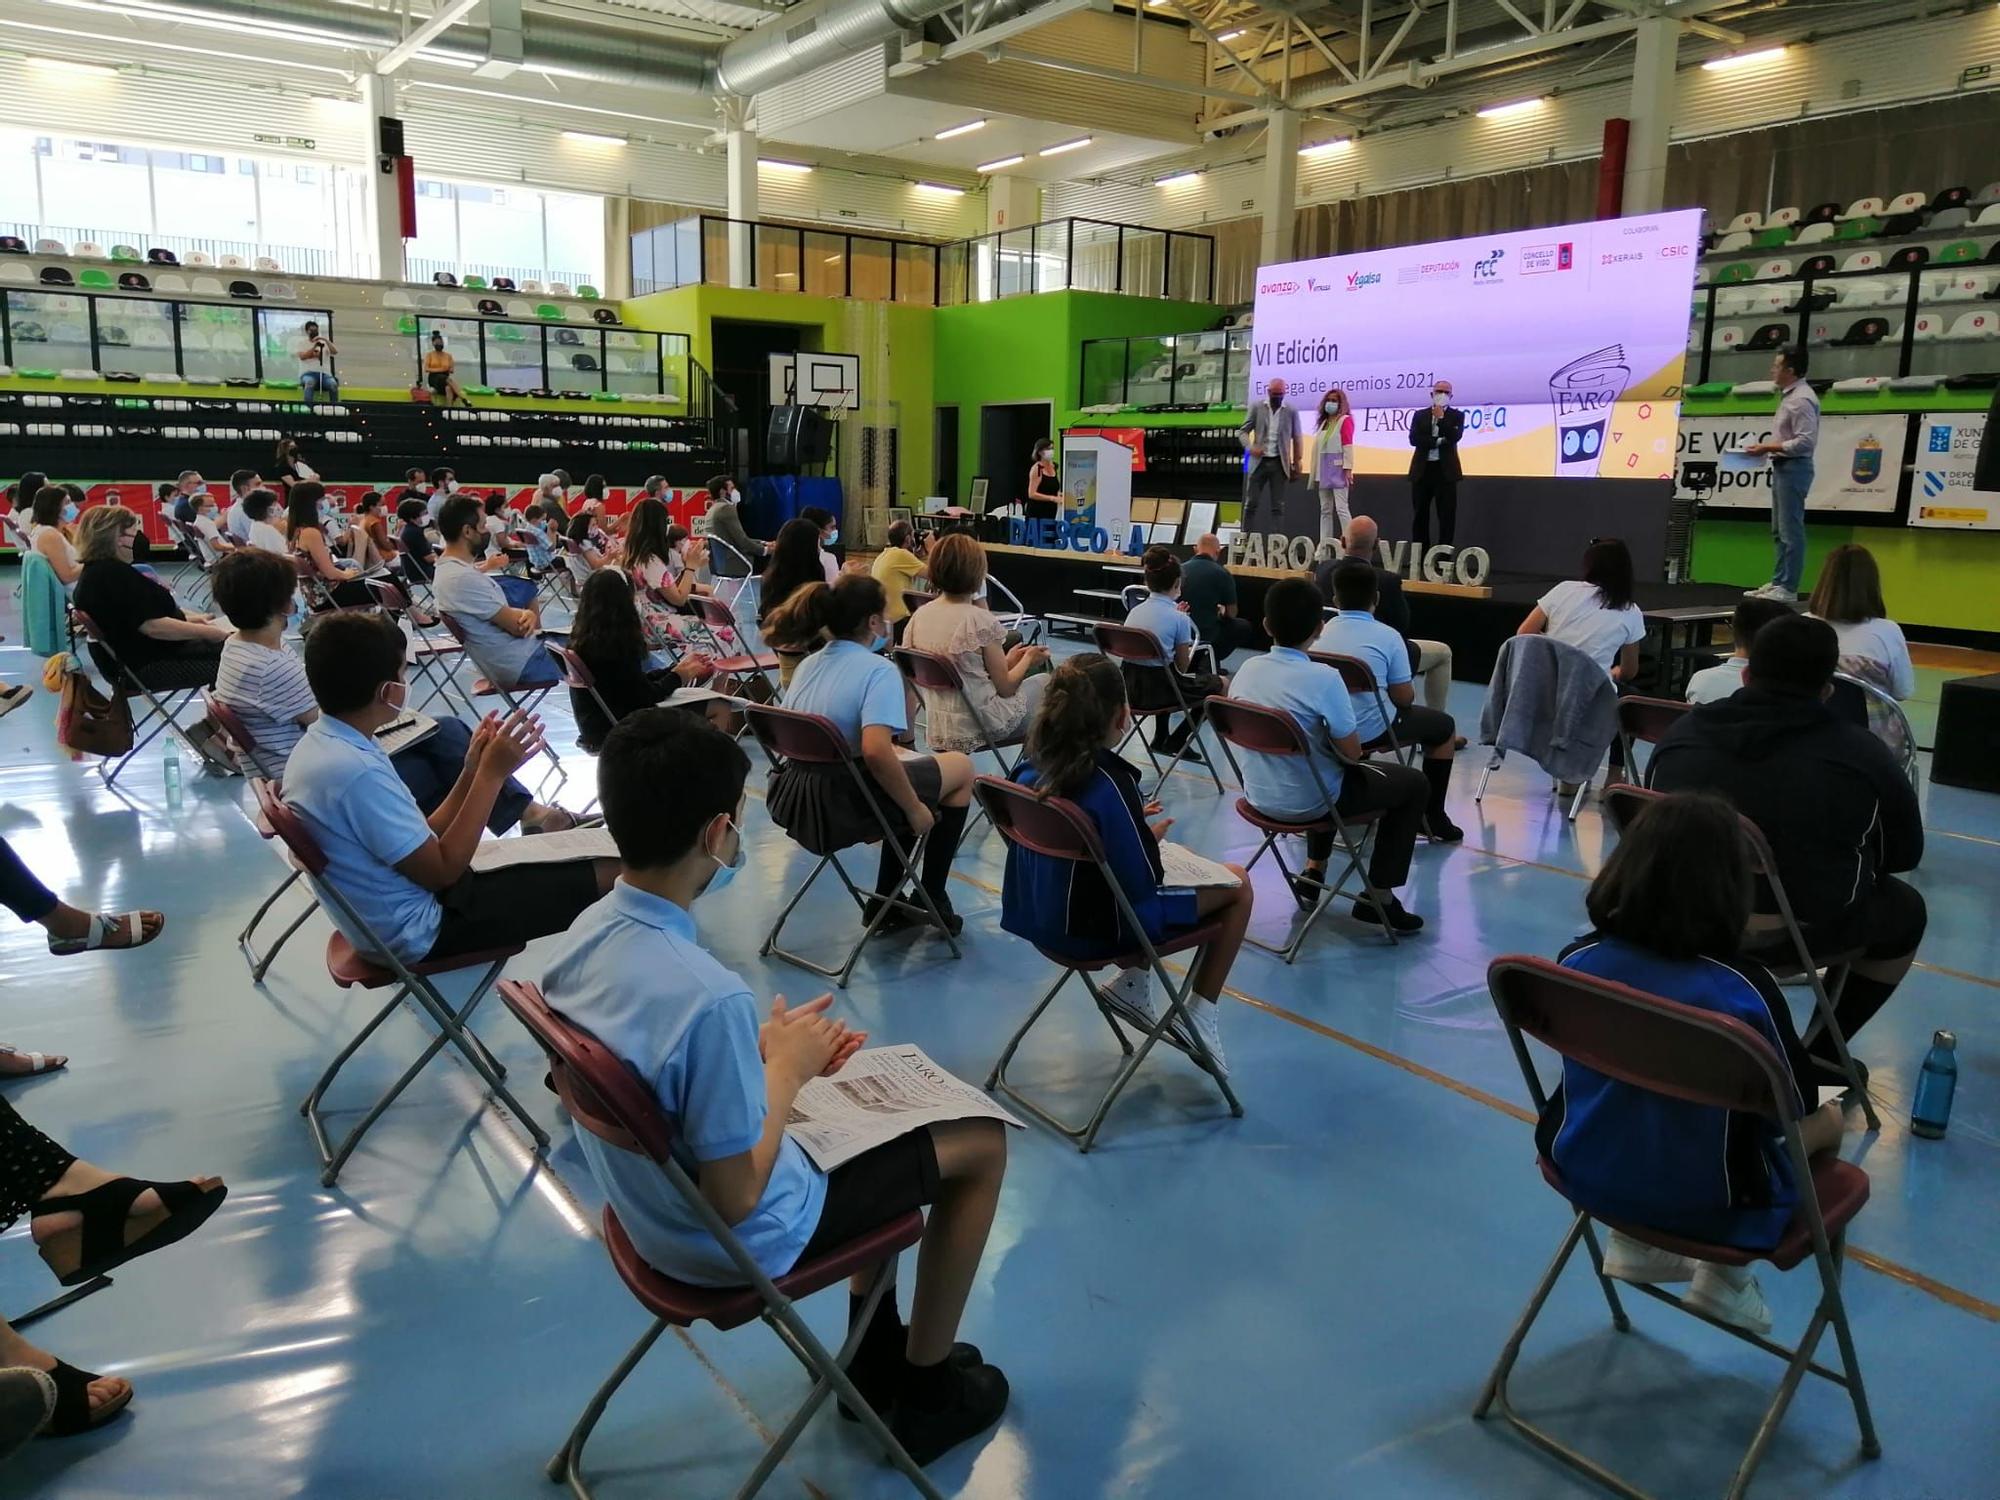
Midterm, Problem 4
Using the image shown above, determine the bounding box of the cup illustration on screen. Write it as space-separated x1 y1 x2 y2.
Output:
1550 345 1631 477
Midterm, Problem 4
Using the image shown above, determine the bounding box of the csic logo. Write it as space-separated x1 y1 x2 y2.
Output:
1345 270 1383 290
1519 242 1573 275
1473 248 1506 282
1659 243 1691 259
1259 280 1301 297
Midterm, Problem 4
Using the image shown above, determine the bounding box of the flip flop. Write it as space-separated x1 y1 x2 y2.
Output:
37 1360 130 1438
47 911 164 958
33 1177 229 1288
0 1367 56 1458
0 1047 66 1078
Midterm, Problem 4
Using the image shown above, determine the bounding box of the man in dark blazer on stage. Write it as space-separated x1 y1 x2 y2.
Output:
1240 376 1303 536
1408 378 1464 551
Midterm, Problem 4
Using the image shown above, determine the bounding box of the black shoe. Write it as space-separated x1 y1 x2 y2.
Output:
890 1360 1010 1466
862 898 915 936
1350 896 1424 934
841 1342 981 1422
1284 866 1326 914
922 896 964 938
1423 815 1465 844
1173 741 1207 766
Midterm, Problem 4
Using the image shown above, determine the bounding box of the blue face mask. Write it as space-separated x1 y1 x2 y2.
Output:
825 530 839 547
61 502 78 524
702 817 746 896
870 631 891 654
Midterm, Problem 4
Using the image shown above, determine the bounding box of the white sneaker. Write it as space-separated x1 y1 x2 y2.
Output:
1685 1262 1773 1334
1602 1229 1697 1285
1743 583 1797 602
1179 995 1229 1077
1100 967 1160 1026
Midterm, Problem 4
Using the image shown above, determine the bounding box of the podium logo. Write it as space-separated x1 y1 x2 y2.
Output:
1345 269 1383 290
1474 248 1506 281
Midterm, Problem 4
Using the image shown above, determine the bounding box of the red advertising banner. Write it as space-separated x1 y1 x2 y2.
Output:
1065 427 1147 471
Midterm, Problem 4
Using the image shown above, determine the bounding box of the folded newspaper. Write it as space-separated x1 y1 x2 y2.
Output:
469 824 617 872
1158 839 1243 889
785 1045 1024 1171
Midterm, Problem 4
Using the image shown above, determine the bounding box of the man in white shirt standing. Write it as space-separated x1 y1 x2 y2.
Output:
296 320 339 408
1744 344 1819 602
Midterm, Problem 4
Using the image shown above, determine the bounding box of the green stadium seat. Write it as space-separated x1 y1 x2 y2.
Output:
18 369 55 379
1751 227 1794 249
467 384 495 396
1833 217 1881 241
78 269 113 288
1686 381 1734 398
395 314 419 334
1938 240 1982 264
535 303 563 320
463 275 487 290
493 325 525 343
109 245 141 263
1714 263 1755 284
590 391 621 402
263 377 300 390
577 285 601 300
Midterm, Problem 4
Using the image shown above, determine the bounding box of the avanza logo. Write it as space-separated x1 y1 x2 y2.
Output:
1259 280 1301 296
1473 248 1505 281
1345 270 1382 290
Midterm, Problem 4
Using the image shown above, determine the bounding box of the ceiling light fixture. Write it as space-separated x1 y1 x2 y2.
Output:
1216 28 1245 41
1038 137 1092 157
913 181 967 195
977 154 1025 172
1298 138 1352 158
1701 45 1787 71
29 55 119 76
1156 169 1202 187
935 119 986 140
560 129 626 146
1475 96 1546 119
96 0 361 47
759 159 812 174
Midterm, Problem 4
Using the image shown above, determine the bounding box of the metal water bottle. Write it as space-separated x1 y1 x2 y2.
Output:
163 741 183 814
1910 1030 1957 1140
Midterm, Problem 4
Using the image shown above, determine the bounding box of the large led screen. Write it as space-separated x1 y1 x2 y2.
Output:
1248 209 1703 481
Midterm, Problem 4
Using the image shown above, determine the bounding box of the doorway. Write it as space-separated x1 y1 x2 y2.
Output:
977 400 1053 513
712 319 802 476
934 405 959 502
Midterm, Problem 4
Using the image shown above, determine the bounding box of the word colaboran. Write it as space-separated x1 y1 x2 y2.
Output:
1227 532 1492 586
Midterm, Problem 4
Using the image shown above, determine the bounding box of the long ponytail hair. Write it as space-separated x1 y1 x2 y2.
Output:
763 573 885 652
1026 653 1127 799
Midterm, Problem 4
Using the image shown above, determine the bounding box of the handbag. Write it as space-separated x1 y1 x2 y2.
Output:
51 654 133 759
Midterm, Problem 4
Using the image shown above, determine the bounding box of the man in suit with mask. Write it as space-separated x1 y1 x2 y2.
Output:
1408 379 1465 551
1240 376 1303 536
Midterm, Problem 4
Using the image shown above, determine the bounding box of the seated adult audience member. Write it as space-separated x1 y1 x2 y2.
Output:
209 550 572 833
1003 654 1253 1068
759 519 833 690
1 831 162 958
565 570 732 748
1229 578 1430 933
1179 533 1253 660
243 490 288 557
765 575 973 937
1314 516 1459 728
870 521 929 639
802 506 842 584
1648 613 1924 1066
1517 536 1647 775
348 491 396 574
396 495 436 585
541 708 1010 1462
273 437 317 493
904 533 1049 753
422 330 472 409
287 482 371 608
295 320 338 407
27 484 80 588
1542 790 1848 1335
621 499 709 641
1120 547 1229 764
72 506 228 687
1315 560 1463 842
425 467 458 525
282 611 617 966
1684 597 1794 705
167 470 205 525
1808 542 1915 701
223 468 261 543
702 473 766 579
434 494 561 691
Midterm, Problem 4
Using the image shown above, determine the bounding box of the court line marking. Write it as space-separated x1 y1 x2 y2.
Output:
944 866 2000 1324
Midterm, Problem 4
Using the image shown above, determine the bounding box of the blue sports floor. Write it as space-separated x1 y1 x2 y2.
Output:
3 585 1997 1499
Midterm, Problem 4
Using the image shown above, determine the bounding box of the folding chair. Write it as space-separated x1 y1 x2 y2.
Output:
1309 650 1415 766
1831 671 1920 789
1474 635 1617 822
166 518 216 607
742 702 962 987
891 644 1027 846
1206 697 1399 959
252 782 547 1186
1615 696 1690 783
1476 955 1878 1500
974 775 1240 1151
293 551 338 615
202 692 319 981
437 611 566 788
495 980 942 1500
1092 621 1236 797
1605 786 1879 1130
544 641 621 754
68 608 206 787
982 570 1041 646
684 593 781 702
366 577 468 719
699 532 760 619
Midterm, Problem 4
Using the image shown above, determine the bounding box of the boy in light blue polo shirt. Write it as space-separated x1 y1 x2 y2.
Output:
1227 577 1430 934
1120 547 1227 763
1313 558 1464 843
541 707 1011 1466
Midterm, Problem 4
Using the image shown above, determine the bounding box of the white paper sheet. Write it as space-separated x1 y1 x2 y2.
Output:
1157 840 1242 889
784 1045 1023 1171
468 825 617 873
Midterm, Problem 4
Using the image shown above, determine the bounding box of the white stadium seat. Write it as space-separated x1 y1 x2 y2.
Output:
1910 313 1944 342
1768 205 1802 227
382 289 414 309
1755 258 1793 281
0 264 30 286
219 254 247 270
1947 310 1997 340
1838 196 1885 220
1793 221 1835 245
255 256 283 273
1838 250 1883 274
1883 190 1928 216
153 272 189 293
546 282 572 296
33 238 66 255
190 276 225 296
185 251 214 267
1724 211 1762 234
1972 203 2000 228
445 295 477 314
1713 232 1752 253
72 241 106 258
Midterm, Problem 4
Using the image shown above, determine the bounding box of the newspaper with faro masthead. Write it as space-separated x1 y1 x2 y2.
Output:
784 1045 1024 1171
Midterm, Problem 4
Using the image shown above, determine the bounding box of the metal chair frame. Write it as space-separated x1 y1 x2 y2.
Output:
891 644 1028 847
981 570 1041 646
1474 635 1617 822
1831 670 1921 789
1092 621 1240 798
1476 955 1879 1500
973 774 1241 1151
437 609 567 791
365 577 469 719
683 592 782 702
165 517 217 608
252 781 547 1186
1206 696 1399 960
68 607 206 787
1308 649 1415 766
495 979 942 1500
1614 695 1692 783
201 691 320 980
743 702 963 987
1605 785 1880 1130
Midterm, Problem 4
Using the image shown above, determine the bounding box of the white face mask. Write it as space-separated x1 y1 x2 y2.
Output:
1432 391 1449 409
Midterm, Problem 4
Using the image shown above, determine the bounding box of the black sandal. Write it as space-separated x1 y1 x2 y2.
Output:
39 1360 130 1437
33 1177 228 1288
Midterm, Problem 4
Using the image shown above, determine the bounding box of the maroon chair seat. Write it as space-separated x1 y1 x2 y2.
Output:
325 931 525 990
1536 1154 1870 1273
1230 795 1383 839
604 1203 924 1333
1033 915 1226 976
1309 650 1412 764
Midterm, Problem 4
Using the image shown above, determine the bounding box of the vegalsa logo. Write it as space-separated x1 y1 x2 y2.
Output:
1259 280 1301 296
1345 270 1382 290
1474 248 1505 281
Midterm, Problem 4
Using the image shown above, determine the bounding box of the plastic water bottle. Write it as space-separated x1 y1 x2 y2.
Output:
163 741 183 814
1910 1030 1958 1140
